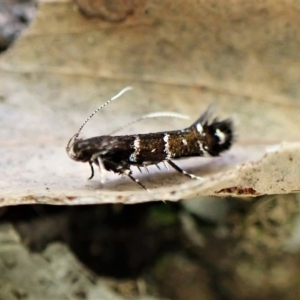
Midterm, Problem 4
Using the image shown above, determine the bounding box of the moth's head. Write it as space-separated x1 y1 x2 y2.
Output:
202 118 234 156
66 133 82 161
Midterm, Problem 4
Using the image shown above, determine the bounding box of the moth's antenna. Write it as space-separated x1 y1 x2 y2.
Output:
110 112 190 135
75 86 133 138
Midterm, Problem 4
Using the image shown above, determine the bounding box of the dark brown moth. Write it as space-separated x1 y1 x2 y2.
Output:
66 87 234 191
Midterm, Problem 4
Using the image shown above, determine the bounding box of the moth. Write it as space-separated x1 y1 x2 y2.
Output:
66 87 234 191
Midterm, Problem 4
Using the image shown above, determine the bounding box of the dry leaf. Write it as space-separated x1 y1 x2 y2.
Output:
1 0 300 206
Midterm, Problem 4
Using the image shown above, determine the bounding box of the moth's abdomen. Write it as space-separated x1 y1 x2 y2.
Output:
129 129 206 164
128 116 234 165
163 130 204 159
128 133 166 164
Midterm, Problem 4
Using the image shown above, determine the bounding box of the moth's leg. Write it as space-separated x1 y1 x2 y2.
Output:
97 156 107 184
166 160 203 180
137 165 151 174
163 161 169 170
143 165 150 174
103 160 150 192
88 162 95 180
123 170 150 193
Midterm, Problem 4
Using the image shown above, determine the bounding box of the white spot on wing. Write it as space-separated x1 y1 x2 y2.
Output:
215 128 226 144
129 154 135 162
163 133 171 159
182 139 187 146
197 140 211 157
196 123 203 134
129 135 140 162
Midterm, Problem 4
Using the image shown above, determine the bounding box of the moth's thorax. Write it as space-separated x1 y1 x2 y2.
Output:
66 135 136 163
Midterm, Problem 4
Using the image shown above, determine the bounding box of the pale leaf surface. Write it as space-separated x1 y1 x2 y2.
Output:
1 0 300 205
